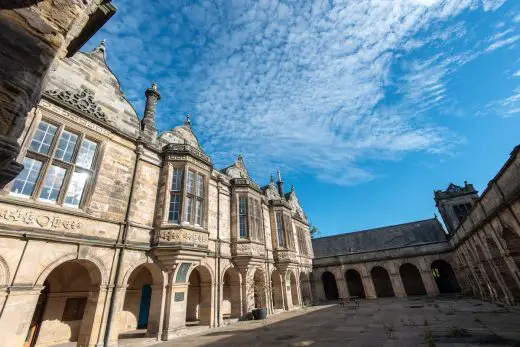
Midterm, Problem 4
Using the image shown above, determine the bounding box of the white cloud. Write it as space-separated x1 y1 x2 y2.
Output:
88 0 512 186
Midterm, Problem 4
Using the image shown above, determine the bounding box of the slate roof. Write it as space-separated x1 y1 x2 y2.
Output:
312 218 447 258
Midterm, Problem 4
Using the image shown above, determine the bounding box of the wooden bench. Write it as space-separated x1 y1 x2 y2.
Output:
339 296 359 309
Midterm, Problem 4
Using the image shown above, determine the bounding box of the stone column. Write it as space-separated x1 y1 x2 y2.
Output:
147 284 165 338
103 286 127 347
0 1 115 188
332 268 348 298
420 271 439 297
0 285 44 347
311 272 326 302
161 271 189 341
81 285 109 347
280 271 291 310
361 275 376 299
390 274 406 298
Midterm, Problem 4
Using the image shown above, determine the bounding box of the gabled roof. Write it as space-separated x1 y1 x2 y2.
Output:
44 40 140 138
312 218 447 258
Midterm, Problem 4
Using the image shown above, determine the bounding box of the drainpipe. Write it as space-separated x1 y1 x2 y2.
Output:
103 142 142 346
260 202 270 312
216 178 222 327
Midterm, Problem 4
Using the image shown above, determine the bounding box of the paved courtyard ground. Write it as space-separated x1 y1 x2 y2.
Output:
149 297 520 347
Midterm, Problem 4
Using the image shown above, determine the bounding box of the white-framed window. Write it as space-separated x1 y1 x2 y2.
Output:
276 212 285 247
168 168 183 223
169 168 205 226
11 119 98 209
239 196 248 238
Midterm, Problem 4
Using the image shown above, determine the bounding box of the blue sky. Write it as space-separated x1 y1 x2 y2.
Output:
85 0 520 237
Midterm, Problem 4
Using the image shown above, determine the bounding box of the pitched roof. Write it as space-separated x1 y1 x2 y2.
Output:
312 218 447 258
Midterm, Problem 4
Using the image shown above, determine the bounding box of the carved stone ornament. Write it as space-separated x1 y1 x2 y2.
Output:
45 88 107 122
159 229 208 245
231 242 266 257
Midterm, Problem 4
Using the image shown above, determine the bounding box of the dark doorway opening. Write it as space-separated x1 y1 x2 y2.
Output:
400 263 427 296
345 269 366 298
322 271 339 300
137 284 151 329
431 260 460 294
371 266 395 298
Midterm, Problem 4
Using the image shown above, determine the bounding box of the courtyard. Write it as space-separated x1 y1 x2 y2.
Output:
145 297 520 347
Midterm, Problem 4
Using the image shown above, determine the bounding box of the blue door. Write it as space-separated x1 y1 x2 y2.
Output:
137 285 151 329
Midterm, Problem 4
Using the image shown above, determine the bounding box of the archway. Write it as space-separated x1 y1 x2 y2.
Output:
321 271 339 300
345 269 366 298
251 268 266 309
475 244 505 300
222 267 241 319
371 266 394 298
119 263 163 339
25 259 102 347
487 236 520 301
503 228 520 272
289 271 299 307
399 263 427 296
271 270 284 310
186 265 213 326
299 272 312 305
431 260 460 294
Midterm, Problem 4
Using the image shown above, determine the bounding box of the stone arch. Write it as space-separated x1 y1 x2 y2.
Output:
288 270 299 307
299 271 312 305
486 236 520 302
186 265 213 326
222 266 241 319
271 269 284 310
250 267 267 309
503 228 520 272
399 263 427 296
0 255 10 286
371 266 394 298
25 259 104 347
474 242 505 300
35 252 107 286
321 271 339 300
345 269 366 298
431 259 460 294
118 263 164 339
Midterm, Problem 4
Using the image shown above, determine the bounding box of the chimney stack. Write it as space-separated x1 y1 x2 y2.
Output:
276 169 284 197
142 83 161 135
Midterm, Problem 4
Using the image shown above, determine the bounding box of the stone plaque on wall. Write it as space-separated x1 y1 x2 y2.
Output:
174 292 185 302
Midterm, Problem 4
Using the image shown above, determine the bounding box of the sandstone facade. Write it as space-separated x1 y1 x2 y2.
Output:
0 43 313 347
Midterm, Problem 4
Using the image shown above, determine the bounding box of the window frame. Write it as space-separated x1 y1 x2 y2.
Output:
9 118 100 210
167 166 207 227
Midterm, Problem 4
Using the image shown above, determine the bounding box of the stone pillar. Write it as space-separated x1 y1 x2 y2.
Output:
281 272 291 310
390 274 406 298
311 272 326 302
361 275 377 299
0 1 115 188
82 285 108 347
332 268 348 298
420 271 439 297
104 286 127 347
161 272 189 341
147 284 165 338
0 285 44 347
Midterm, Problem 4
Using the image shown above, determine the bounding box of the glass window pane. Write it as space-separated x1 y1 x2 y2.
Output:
185 196 193 223
168 193 181 223
239 196 247 238
276 212 285 247
39 165 66 202
55 130 78 163
64 171 89 207
196 200 203 225
187 171 195 194
11 158 43 197
197 175 204 197
76 139 97 169
172 168 183 191
29 121 57 155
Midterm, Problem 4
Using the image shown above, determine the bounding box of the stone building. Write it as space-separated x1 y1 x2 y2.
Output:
0 43 313 347
312 146 520 306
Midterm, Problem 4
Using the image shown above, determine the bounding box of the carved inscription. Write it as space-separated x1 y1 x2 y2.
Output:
232 242 266 256
0 207 82 230
159 229 208 245
274 250 298 263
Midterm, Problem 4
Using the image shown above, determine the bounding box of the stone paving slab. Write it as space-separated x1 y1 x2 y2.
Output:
140 298 520 347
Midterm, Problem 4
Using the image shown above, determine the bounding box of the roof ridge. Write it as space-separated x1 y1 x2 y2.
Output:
313 218 439 241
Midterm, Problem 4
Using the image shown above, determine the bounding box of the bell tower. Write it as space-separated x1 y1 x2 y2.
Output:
434 181 479 234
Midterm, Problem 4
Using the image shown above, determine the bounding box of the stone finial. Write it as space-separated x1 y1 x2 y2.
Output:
291 184 295 193
91 39 107 59
185 113 191 127
277 169 283 183
270 174 275 184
